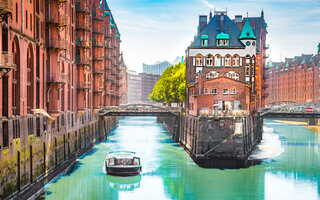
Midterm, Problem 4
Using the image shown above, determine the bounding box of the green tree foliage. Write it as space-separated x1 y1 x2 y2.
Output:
149 62 186 105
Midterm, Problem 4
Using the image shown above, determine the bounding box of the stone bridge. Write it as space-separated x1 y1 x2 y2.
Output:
99 103 181 117
260 103 320 125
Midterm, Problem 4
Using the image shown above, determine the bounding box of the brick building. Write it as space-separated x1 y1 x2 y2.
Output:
265 46 320 105
185 10 268 116
140 72 160 103
0 0 120 196
127 70 141 103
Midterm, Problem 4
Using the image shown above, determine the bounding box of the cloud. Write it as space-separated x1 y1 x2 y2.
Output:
199 0 215 9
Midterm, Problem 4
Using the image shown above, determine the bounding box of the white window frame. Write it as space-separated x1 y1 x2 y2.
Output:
214 55 221 67
230 88 237 94
206 55 213 67
211 89 217 94
233 55 240 67
196 55 203 66
223 89 229 95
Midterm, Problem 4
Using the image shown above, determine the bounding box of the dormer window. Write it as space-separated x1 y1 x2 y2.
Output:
216 32 230 47
201 34 209 47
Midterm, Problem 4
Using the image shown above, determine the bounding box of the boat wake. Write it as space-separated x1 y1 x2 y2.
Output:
249 126 284 160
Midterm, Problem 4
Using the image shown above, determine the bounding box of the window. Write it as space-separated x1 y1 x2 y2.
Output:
204 89 208 94
214 54 221 67
230 88 237 94
206 55 213 67
246 55 251 64
30 14 32 31
245 66 250 76
16 3 18 22
225 55 231 67
217 39 229 47
201 39 208 47
196 54 203 66
211 89 217 94
233 55 240 67
225 71 240 81
26 11 28 29
223 89 229 94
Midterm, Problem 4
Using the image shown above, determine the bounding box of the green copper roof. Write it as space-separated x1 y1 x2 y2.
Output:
301 58 306 64
201 34 209 40
110 24 116 28
116 35 120 39
275 64 279 70
286 62 289 67
216 32 230 40
310 57 314 62
293 58 296 62
318 43 320 53
239 19 256 40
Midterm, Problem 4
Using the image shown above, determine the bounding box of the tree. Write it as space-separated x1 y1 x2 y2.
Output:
149 62 186 105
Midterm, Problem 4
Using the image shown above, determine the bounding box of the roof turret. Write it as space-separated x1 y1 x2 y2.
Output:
318 43 320 54
301 58 306 65
239 18 256 39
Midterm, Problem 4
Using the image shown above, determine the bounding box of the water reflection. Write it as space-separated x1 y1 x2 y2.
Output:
106 175 141 191
42 117 320 200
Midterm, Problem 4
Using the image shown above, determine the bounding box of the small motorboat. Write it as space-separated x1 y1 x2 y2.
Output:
105 151 142 176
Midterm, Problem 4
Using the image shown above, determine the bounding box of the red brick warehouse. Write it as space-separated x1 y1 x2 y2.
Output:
0 0 122 197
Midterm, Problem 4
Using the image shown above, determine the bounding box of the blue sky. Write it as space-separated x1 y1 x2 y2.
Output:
108 0 320 72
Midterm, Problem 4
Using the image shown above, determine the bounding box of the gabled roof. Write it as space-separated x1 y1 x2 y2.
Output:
190 14 244 48
239 18 256 39
203 76 249 86
100 0 110 11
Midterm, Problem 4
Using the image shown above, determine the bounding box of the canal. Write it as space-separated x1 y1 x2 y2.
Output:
42 117 320 200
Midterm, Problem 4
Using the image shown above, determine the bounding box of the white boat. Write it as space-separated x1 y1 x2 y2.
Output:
105 151 142 176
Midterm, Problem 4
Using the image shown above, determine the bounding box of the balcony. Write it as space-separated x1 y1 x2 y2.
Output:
46 14 68 27
93 67 104 74
47 73 69 83
0 0 13 16
76 21 90 31
47 38 68 50
76 56 90 65
92 40 104 47
93 86 104 93
76 40 90 48
75 1 90 13
77 82 91 90
0 51 14 77
93 54 103 62
92 11 104 21
93 26 104 34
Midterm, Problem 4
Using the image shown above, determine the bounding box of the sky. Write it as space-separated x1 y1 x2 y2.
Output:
107 0 320 72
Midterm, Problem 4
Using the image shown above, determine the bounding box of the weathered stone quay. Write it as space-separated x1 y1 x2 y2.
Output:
158 114 263 169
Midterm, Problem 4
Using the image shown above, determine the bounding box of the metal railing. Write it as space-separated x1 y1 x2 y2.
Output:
93 26 104 33
0 0 13 13
46 14 68 25
77 82 91 89
47 38 68 49
76 40 90 48
93 67 104 74
75 1 90 13
92 11 104 20
92 40 104 47
76 56 90 65
76 21 90 30
47 73 69 83
0 51 14 68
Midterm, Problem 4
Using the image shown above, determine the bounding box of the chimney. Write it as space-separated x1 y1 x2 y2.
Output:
209 11 213 21
199 15 207 34
235 15 243 30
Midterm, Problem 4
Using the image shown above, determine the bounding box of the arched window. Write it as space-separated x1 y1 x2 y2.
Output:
27 44 34 113
214 54 221 67
16 3 18 22
196 54 203 66
224 71 240 81
206 55 213 67
225 54 231 67
206 71 219 79
233 54 240 67
245 55 251 80
12 36 20 115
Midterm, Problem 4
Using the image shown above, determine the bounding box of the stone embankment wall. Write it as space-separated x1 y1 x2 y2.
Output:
0 113 117 199
158 114 263 169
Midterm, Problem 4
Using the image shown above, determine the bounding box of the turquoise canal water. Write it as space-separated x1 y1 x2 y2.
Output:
43 117 320 200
